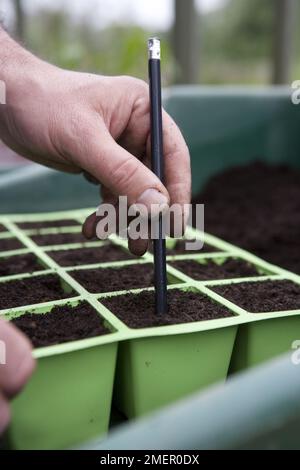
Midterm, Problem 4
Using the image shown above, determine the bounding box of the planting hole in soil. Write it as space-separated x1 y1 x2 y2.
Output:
17 219 80 230
170 258 262 281
48 244 135 267
11 302 110 347
31 232 87 246
0 237 24 252
0 274 76 310
0 253 45 277
212 280 300 313
102 288 234 328
70 262 176 294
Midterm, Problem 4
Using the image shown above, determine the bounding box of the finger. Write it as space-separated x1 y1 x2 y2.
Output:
144 111 191 236
82 186 117 239
69 117 169 211
108 102 190 240
83 202 149 256
122 98 191 232
161 110 191 208
119 93 191 210
83 203 133 241
127 203 150 256
100 185 118 205
128 237 148 256
0 319 35 398
117 89 150 160
82 212 99 240
0 392 10 435
83 171 99 185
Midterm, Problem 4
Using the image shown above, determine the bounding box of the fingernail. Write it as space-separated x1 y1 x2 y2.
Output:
135 189 169 215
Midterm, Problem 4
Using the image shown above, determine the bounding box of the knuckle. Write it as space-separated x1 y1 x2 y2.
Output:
122 76 148 95
111 157 140 191
135 81 149 102
135 78 148 93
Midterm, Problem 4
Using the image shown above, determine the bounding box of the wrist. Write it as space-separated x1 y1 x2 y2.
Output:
0 28 31 78
0 28 54 103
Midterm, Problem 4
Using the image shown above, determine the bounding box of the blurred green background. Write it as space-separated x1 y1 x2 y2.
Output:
1 0 299 86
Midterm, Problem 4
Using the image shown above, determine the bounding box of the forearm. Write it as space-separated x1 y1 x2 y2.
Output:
0 27 57 99
0 28 31 81
0 27 190 250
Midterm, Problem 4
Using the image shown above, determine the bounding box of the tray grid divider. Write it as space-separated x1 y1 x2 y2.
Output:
0 210 300 347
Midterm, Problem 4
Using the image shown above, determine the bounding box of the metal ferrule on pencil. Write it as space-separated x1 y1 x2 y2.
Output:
148 37 161 60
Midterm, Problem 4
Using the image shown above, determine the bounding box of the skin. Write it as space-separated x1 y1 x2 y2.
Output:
0 318 35 434
0 27 191 432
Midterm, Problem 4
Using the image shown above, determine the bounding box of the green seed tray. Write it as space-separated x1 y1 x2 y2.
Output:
1 209 300 448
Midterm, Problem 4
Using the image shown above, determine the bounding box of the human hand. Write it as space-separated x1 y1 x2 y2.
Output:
0 29 191 255
0 318 35 434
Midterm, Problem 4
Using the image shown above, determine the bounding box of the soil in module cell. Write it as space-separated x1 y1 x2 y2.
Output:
193 162 300 275
0 253 45 276
212 280 300 313
149 240 216 255
0 238 23 252
102 288 234 328
168 240 217 255
11 301 110 347
70 263 156 293
170 258 259 281
0 224 7 233
17 219 80 230
48 245 136 267
31 232 88 246
0 274 76 310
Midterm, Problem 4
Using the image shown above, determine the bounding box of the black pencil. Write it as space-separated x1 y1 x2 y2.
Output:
148 37 168 315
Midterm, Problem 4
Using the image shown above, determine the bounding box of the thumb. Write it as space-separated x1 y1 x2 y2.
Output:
76 125 169 211
0 318 35 398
